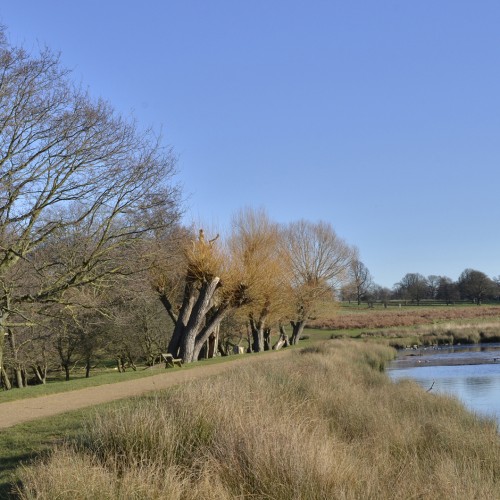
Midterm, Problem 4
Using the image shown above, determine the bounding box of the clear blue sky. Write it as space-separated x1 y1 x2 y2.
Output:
1 1 499 288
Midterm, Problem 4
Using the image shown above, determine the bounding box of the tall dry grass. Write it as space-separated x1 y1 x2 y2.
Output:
16 341 500 499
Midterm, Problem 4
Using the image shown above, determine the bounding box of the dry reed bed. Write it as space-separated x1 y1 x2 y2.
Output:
16 341 500 499
310 305 500 330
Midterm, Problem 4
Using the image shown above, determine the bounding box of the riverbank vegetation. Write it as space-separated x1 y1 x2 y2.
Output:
12 340 500 499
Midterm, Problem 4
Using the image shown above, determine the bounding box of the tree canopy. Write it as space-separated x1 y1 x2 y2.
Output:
0 31 181 386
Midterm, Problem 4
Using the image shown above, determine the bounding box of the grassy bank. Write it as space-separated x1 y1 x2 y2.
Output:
13 340 500 499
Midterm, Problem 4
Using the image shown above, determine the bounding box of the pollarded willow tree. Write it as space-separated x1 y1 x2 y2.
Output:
152 227 250 363
282 220 355 344
152 208 294 361
0 32 180 387
230 208 292 353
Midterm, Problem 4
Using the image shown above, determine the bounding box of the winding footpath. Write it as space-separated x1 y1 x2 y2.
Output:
0 350 292 429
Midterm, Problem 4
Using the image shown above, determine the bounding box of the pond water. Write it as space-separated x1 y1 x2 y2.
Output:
387 344 500 426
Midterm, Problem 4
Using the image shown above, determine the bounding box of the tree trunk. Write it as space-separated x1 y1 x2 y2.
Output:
207 334 215 358
207 324 219 358
164 280 197 357
85 360 91 378
0 342 4 390
263 328 271 351
182 331 197 363
64 364 70 381
15 368 25 388
125 350 137 371
32 365 47 384
181 277 222 363
249 313 267 353
251 327 265 352
0 311 8 391
290 321 305 345
193 306 230 360
1 365 11 390
273 325 290 350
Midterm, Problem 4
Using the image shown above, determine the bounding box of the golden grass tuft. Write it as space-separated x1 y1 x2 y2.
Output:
16 340 500 499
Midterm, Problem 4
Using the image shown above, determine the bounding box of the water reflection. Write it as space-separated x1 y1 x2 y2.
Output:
388 344 500 425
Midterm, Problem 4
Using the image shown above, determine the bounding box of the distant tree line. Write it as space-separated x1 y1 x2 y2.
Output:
341 266 500 306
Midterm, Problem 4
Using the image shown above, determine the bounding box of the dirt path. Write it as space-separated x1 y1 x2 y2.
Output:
0 351 292 429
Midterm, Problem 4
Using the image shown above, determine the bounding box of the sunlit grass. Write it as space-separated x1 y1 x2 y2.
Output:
0 352 266 404
13 340 500 499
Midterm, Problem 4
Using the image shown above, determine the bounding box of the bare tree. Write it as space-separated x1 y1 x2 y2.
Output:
370 284 392 307
395 273 428 305
458 269 494 305
108 280 172 369
348 258 373 306
0 33 180 387
282 220 355 344
427 275 441 300
436 276 459 305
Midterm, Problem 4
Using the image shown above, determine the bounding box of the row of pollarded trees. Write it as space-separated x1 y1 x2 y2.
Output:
152 210 356 363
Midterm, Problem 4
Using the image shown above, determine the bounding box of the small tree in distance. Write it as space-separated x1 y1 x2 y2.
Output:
395 273 428 305
458 269 495 305
348 257 373 306
436 276 460 305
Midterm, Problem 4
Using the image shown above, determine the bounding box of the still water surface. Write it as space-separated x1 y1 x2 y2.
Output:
387 344 500 426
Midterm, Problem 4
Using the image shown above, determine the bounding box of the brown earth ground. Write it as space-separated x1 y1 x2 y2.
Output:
0 350 292 429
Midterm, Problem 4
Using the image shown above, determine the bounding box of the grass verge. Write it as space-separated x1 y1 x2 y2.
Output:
0 350 271 404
